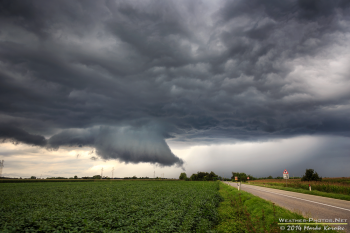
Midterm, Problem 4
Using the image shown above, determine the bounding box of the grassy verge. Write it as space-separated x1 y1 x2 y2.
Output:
248 180 350 195
215 182 342 233
248 183 350 201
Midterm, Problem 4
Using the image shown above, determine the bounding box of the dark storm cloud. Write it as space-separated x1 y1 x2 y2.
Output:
0 124 47 147
0 0 350 165
48 125 184 166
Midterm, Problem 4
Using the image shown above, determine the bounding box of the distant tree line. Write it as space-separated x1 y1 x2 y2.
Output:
191 171 218 181
179 171 279 182
27 168 322 181
46 177 69 179
179 171 314 182
123 176 165 179
179 171 219 181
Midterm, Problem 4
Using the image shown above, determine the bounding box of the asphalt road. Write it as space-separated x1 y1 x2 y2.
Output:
223 182 350 232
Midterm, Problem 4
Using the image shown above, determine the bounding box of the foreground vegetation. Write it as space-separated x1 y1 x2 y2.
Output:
1 180 345 232
249 177 350 199
0 181 222 232
248 182 350 201
216 182 340 233
216 182 281 232
322 177 350 185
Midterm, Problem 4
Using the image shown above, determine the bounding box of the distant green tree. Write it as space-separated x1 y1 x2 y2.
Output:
74 175 78 179
132 176 137 179
92 175 101 179
30 176 36 179
301 169 322 181
197 172 207 180
179 173 187 180
190 174 198 181
267 175 273 179
208 171 218 180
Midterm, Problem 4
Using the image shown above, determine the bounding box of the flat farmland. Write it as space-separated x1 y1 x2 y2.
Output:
248 178 350 202
249 178 350 195
0 181 222 232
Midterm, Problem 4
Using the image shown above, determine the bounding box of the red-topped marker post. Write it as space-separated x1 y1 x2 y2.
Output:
283 169 289 187
235 176 240 190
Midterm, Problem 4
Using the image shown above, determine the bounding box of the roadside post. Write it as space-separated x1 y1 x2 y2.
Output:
247 176 249 184
283 169 289 187
235 176 239 191
309 184 311 191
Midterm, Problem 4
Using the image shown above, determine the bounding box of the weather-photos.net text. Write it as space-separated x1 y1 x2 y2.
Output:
278 218 347 231
279 218 348 223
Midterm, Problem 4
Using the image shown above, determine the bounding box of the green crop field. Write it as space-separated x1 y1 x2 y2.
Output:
0 181 222 232
248 178 350 201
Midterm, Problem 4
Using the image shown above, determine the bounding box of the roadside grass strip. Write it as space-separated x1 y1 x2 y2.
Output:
0 181 222 232
249 183 350 202
216 182 342 233
249 180 350 196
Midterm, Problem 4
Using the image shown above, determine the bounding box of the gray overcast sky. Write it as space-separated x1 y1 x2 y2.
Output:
0 0 349 178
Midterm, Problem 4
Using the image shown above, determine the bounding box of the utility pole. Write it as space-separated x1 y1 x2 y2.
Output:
0 160 4 178
112 167 114 179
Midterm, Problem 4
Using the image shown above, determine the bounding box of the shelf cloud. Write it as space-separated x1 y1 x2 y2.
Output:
48 125 184 167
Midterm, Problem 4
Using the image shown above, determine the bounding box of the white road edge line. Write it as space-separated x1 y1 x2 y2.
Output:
224 182 350 212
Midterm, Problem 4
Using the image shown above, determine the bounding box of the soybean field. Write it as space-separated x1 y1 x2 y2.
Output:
0 181 222 232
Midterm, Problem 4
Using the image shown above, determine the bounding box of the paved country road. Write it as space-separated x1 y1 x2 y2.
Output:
223 182 350 232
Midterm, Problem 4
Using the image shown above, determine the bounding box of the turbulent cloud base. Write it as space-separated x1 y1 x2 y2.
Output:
49 125 183 166
0 0 350 169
